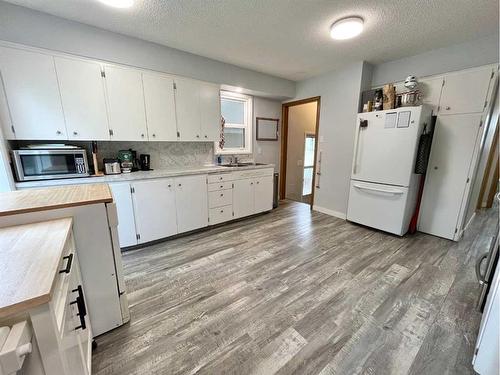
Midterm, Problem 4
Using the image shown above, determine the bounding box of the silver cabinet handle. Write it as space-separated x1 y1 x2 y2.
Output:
220 185 223 188
178 183 182 187
196 135 200 138
219 177 223 180
73 131 78 135
56 130 62 135
445 106 451 110
220 193 224 197
220 209 224 213
168 184 171 187
205 135 208 138
152 134 156 138
256 181 260 184
141 134 145 138
250 182 254 185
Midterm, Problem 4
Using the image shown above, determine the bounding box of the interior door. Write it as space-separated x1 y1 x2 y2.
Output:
108 183 137 248
0 46 67 140
104 65 148 141
352 107 422 186
175 174 208 233
199 82 221 141
142 72 177 141
418 113 483 239
174 78 201 141
233 178 254 218
132 179 177 243
55 57 110 140
254 175 273 213
439 67 493 115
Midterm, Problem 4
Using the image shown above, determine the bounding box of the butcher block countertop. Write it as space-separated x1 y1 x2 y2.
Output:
0 183 113 217
0 218 73 318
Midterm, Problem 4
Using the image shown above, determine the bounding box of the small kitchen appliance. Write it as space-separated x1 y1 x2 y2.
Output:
11 146 89 181
103 158 121 175
139 154 152 171
117 150 134 173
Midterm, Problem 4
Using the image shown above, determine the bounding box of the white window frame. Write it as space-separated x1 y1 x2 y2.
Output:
217 91 253 155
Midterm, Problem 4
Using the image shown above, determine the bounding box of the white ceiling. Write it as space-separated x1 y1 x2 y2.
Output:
4 0 499 81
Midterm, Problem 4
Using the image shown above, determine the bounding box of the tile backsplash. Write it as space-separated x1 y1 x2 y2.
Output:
95 141 215 169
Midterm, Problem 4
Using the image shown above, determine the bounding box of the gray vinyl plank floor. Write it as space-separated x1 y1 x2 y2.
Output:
92 200 497 375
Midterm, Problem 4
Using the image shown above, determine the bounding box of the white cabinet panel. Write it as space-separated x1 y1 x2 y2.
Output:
0 47 67 140
174 78 201 141
175 174 208 232
209 205 233 225
109 182 137 248
55 57 110 140
132 179 177 243
418 113 483 239
104 65 148 141
142 72 177 141
254 175 273 213
200 83 220 141
419 76 444 114
439 67 493 115
208 189 232 208
233 178 254 219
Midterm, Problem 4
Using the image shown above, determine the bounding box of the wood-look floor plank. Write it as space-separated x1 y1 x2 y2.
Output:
92 200 496 375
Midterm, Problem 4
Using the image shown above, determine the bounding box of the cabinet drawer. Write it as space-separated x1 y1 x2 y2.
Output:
208 181 232 192
232 168 274 180
208 173 233 184
208 189 233 208
209 205 233 225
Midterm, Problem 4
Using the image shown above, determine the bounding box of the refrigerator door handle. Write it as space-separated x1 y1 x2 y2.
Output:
475 253 489 285
352 123 363 174
353 184 404 195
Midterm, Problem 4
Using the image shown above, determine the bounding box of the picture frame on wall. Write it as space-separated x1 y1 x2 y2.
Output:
256 117 279 141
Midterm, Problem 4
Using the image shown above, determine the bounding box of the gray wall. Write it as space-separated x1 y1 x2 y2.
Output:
372 34 499 87
0 1 295 99
253 98 282 172
292 61 373 217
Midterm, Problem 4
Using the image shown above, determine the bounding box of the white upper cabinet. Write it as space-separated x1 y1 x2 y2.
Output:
55 57 110 140
104 65 148 141
175 174 208 233
199 82 221 141
142 72 177 141
174 77 201 141
439 67 494 115
0 47 67 140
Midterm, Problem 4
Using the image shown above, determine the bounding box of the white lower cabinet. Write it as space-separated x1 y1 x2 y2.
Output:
209 206 233 225
132 179 177 244
254 175 273 213
109 183 137 247
233 179 255 219
175 175 209 233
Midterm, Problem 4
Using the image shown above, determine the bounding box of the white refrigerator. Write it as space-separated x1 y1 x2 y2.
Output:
347 105 432 236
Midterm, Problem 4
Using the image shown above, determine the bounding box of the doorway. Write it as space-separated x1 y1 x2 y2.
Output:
280 97 321 208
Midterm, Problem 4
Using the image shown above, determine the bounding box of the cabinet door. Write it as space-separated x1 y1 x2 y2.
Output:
233 178 254 219
0 47 67 140
174 78 201 141
439 67 493 115
55 57 110 140
142 73 177 141
254 175 273 213
132 179 177 243
199 82 221 141
418 113 483 239
109 183 137 248
104 65 148 141
175 174 208 233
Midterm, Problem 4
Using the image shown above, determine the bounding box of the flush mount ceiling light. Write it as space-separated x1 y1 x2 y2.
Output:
98 0 134 8
330 17 364 40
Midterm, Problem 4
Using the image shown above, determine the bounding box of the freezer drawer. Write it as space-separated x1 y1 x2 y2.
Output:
347 180 410 236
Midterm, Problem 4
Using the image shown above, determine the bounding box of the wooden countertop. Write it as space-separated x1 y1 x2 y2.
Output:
0 218 73 318
0 183 113 217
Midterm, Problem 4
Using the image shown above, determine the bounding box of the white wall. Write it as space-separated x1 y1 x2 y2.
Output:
372 34 499 87
0 1 295 99
253 98 282 172
292 61 372 217
285 102 317 201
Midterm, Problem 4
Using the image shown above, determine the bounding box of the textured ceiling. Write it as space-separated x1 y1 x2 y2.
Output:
4 0 499 81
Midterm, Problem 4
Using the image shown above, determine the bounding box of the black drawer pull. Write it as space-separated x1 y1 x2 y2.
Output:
59 253 73 274
220 193 224 197
71 285 87 330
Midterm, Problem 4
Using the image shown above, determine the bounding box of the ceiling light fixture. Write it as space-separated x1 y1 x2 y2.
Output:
330 17 364 40
98 0 134 8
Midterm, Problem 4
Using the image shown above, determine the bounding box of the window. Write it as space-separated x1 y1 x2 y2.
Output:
218 91 252 154
302 133 316 196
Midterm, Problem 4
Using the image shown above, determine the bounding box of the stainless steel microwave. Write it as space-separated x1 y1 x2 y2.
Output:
11 148 90 181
